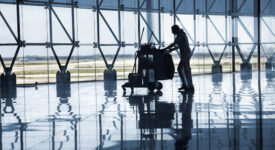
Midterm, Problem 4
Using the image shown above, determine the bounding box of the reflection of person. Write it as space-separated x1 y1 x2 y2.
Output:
175 91 193 150
161 25 194 91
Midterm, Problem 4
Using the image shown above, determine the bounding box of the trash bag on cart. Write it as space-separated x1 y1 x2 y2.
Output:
154 51 175 80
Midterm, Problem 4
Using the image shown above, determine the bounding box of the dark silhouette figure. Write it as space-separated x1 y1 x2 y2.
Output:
161 25 194 91
174 91 194 150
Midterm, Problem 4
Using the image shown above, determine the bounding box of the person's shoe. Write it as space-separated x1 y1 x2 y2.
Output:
187 87 195 92
178 86 187 91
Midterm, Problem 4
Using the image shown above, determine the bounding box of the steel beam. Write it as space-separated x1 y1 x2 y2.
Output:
52 8 73 43
175 15 194 43
206 46 217 63
140 13 159 43
237 18 255 42
246 44 257 63
49 0 62 70
207 0 216 12
98 11 119 43
175 0 183 13
96 0 109 68
9 0 23 73
111 0 122 68
217 45 228 64
237 0 247 13
64 0 76 71
261 17 275 39
0 54 7 72
0 1 272 16
208 16 226 43
0 11 18 42
235 45 246 63
262 0 271 13
260 45 269 60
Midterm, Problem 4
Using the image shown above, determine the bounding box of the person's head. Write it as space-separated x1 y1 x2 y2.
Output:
171 25 180 35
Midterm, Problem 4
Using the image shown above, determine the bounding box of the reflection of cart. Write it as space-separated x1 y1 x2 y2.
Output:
122 44 174 92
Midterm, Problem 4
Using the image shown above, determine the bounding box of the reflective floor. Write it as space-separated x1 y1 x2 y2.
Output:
1 71 275 150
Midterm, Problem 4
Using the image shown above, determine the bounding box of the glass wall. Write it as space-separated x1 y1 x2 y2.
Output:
0 0 274 84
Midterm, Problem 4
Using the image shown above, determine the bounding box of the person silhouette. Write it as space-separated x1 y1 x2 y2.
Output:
161 25 194 91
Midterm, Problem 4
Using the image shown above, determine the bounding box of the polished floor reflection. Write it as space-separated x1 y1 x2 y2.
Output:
0 71 275 150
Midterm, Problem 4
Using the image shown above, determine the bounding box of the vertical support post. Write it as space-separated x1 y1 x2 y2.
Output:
191 0 196 56
193 0 196 51
225 0 228 43
254 0 259 72
146 0 155 43
97 0 101 55
16 0 21 44
257 0 261 72
231 0 238 72
173 0 176 25
205 0 209 52
49 0 53 50
158 0 161 47
71 0 75 42
118 0 121 46
138 0 141 46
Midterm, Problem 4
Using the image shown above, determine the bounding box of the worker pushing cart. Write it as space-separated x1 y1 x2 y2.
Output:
161 25 194 92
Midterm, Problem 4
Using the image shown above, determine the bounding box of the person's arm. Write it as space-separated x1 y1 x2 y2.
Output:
160 43 175 51
168 45 178 52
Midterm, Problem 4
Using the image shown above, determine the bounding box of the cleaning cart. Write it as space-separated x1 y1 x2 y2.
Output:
122 43 175 92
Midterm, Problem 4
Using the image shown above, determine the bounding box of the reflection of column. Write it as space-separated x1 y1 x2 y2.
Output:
97 87 120 149
1 89 24 150
232 74 240 150
256 73 263 150
50 84 79 150
233 97 240 150
233 74 241 150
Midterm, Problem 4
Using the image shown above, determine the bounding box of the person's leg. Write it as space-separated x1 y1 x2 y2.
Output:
177 60 188 89
182 57 194 90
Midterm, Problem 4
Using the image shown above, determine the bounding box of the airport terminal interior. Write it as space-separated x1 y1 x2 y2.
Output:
0 0 275 149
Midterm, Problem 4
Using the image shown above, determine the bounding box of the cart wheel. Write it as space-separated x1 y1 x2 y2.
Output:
156 90 163 96
148 83 155 91
156 82 163 91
